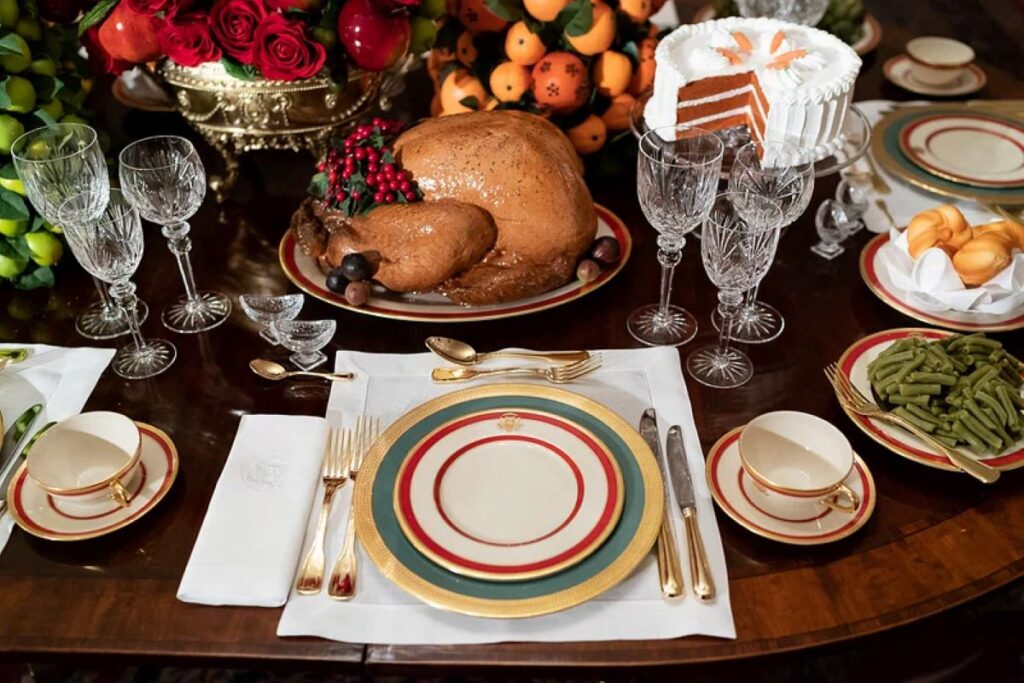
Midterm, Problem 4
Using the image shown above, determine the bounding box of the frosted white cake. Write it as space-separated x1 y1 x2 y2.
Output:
644 17 861 161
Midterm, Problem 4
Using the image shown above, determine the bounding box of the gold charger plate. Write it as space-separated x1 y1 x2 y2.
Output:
354 384 663 618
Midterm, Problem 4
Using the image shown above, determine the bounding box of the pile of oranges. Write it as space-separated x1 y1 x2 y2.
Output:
427 0 663 157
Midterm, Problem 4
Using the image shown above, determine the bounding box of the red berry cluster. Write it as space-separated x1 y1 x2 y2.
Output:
313 117 422 217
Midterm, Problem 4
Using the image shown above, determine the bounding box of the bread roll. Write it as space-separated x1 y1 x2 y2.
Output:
972 220 1024 252
953 233 1013 286
907 205 972 259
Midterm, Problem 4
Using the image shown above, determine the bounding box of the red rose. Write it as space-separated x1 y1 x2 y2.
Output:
252 13 326 80
159 13 222 67
209 0 266 63
126 0 193 16
81 25 134 75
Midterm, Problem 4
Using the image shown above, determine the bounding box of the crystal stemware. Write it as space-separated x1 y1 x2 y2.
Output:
783 0 829 25
629 125 724 347
812 199 855 260
11 123 147 340
119 135 231 334
272 319 336 371
835 177 869 234
59 189 176 380
687 192 783 389
239 293 304 344
736 0 795 18
714 141 814 344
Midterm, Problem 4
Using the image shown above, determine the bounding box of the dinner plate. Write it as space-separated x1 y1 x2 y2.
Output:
706 427 875 545
882 55 987 97
837 328 1024 472
691 5 882 55
279 204 631 323
355 384 663 618
394 408 625 581
7 423 179 541
899 113 1024 188
872 107 1024 206
860 233 1024 332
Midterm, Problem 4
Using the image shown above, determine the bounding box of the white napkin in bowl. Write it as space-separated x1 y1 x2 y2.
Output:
177 414 329 607
879 227 1024 315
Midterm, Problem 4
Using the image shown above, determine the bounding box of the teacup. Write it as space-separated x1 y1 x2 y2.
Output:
738 411 859 514
26 412 141 507
906 37 975 87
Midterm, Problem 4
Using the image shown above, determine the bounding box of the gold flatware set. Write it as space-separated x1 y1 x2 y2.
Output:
328 416 380 600
249 359 354 383
432 356 603 384
427 337 600 385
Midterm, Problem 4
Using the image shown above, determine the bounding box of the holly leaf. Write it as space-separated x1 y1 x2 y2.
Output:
221 57 259 81
460 95 480 109
15 265 54 290
79 0 119 35
0 162 18 181
7 234 33 260
484 0 523 22
0 187 29 222
308 172 328 199
557 0 593 37
33 108 57 127
0 237 24 261
0 31 28 57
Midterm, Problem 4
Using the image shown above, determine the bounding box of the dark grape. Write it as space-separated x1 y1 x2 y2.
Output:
341 252 374 281
326 267 347 293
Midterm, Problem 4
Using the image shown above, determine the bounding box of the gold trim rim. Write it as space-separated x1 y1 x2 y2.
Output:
355 383 664 618
390 408 626 583
897 113 1024 189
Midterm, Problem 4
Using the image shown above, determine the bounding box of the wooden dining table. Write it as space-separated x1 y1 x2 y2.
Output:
1 0 1024 677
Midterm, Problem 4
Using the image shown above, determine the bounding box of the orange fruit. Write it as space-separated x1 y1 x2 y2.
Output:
524 0 570 21
593 50 632 97
427 47 455 89
629 37 657 95
456 31 477 66
456 0 508 33
440 68 487 113
565 1 615 56
601 92 635 131
505 21 546 65
531 51 590 114
484 96 500 110
567 114 607 154
490 61 533 102
618 0 651 23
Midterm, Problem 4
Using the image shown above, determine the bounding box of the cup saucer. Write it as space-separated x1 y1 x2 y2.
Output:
706 426 876 545
883 54 986 96
7 423 179 541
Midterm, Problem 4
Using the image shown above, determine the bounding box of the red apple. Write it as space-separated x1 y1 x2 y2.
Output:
338 0 411 72
97 3 162 64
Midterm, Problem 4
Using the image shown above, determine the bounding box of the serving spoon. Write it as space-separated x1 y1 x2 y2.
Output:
250 359 354 382
425 337 590 366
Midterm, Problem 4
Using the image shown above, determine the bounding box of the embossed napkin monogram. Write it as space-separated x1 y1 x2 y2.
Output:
178 414 329 607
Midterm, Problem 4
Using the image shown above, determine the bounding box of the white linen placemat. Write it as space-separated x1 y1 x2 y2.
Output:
178 414 329 607
847 100 999 233
277 347 735 644
0 342 114 554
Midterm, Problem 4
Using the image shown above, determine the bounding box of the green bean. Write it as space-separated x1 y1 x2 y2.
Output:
890 355 926 385
899 383 942 397
1003 385 1024 409
969 366 1000 388
894 407 936 433
953 419 987 452
961 336 1004 350
906 403 944 426
873 363 904 382
975 390 1008 425
888 394 932 406
907 372 957 386
931 434 960 449
947 333 985 352
959 412 1003 450
965 398 999 430
996 385 1020 430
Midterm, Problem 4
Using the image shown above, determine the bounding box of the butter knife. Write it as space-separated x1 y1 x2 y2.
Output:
639 408 683 600
0 420 53 515
667 425 716 602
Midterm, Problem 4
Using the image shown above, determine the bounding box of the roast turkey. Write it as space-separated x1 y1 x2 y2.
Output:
291 110 598 305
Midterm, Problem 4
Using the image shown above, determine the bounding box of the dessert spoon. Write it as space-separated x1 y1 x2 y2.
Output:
249 359 354 382
425 336 590 366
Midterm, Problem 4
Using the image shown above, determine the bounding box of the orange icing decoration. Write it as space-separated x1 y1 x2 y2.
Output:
731 31 753 53
715 47 745 65
767 48 806 69
770 30 786 54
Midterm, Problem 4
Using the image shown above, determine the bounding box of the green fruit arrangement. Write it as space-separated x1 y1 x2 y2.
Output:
711 0 867 46
0 0 92 290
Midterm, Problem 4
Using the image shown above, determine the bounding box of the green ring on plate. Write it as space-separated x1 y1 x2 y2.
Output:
371 395 644 599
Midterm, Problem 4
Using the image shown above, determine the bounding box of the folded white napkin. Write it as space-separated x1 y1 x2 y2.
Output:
845 100 1000 234
0 343 114 554
177 415 329 607
880 227 1024 314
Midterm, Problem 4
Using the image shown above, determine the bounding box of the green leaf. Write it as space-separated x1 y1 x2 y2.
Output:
308 173 328 199
7 235 33 260
0 187 29 222
0 31 27 57
0 163 17 181
459 95 480 109
558 0 593 37
15 265 54 290
33 108 57 127
31 75 63 102
484 0 523 22
221 57 259 81
79 0 119 35
0 238 24 261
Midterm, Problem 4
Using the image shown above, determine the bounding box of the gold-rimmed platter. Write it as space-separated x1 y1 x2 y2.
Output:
354 384 663 618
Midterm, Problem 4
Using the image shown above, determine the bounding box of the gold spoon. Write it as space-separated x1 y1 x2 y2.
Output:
425 336 590 367
249 359 354 382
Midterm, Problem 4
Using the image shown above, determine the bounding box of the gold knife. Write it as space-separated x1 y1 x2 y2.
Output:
667 425 715 602
639 408 683 600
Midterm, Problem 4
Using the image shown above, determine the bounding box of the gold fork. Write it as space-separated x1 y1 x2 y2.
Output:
328 415 381 600
295 427 351 594
824 363 999 484
431 354 603 384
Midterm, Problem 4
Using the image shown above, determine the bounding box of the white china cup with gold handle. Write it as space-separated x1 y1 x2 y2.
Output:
26 412 141 507
906 37 975 87
738 411 859 514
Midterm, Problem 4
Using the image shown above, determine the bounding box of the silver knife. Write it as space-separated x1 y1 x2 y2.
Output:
0 407 44 515
639 408 683 600
667 425 716 602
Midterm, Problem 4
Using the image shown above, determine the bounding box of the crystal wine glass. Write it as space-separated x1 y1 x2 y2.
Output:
835 178 868 234
783 0 829 25
119 136 231 334
630 125 724 347
59 189 176 379
812 199 855 260
687 192 783 389
239 293 304 344
736 0 795 18
11 123 147 340
272 319 336 371
715 140 814 344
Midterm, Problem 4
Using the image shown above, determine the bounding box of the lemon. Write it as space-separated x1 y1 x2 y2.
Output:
3 76 35 114
0 0 19 28
60 114 86 124
0 218 28 237
30 58 57 77
39 98 63 120
15 17 40 41
0 34 30 73
24 231 63 266
0 114 24 154
0 253 26 280
0 177 24 195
